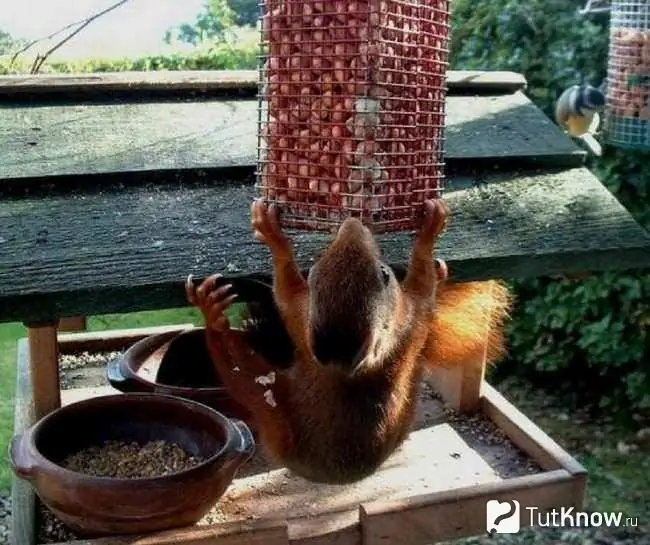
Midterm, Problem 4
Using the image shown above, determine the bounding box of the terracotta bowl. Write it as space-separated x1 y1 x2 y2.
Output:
9 393 254 536
106 328 252 423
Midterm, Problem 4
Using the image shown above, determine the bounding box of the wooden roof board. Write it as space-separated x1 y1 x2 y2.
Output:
1 166 649 324
0 70 528 96
0 92 583 183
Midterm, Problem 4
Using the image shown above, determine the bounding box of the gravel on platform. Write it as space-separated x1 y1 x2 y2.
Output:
0 495 10 545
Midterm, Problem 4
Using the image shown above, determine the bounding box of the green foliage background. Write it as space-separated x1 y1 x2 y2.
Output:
1 0 649 414
450 0 650 414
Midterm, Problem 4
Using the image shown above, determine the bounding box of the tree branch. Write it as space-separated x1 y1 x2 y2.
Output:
9 17 92 67
10 0 132 73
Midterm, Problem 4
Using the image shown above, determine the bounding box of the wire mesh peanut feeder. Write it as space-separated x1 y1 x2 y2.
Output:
256 0 451 233
605 0 650 150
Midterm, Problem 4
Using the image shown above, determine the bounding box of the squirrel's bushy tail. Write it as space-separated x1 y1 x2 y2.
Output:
423 280 512 370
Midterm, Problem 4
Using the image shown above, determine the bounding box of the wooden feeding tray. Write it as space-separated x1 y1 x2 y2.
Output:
12 324 587 545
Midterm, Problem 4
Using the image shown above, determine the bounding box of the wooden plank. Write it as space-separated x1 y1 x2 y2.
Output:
359 469 583 545
2 166 650 323
57 323 196 353
0 70 527 97
26 325 61 418
481 382 588 476
47 519 290 545
61 385 121 406
288 510 360 545
446 70 527 92
0 91 583 183
11 338 37 545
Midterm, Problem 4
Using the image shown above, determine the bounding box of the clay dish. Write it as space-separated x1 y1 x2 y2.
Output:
9 393 254 536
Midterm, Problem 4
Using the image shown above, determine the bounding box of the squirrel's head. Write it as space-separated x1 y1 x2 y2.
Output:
307 217 401 375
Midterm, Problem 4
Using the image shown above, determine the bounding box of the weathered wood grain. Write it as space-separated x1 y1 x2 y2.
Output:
0 91 583 183
1 166 650 323
57 323 196 354
0 70 527 97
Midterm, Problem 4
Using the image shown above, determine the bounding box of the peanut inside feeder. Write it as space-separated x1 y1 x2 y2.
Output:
256 0 451 232
605 0 650 150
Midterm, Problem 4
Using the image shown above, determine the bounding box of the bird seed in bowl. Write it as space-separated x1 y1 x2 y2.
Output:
62 439 205 478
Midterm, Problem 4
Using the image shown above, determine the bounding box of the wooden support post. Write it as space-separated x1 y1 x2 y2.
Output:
25 323 61 419
58 316 87 332
427 345 486 413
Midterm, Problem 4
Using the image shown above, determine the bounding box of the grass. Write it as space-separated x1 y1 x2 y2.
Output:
0 322 23 494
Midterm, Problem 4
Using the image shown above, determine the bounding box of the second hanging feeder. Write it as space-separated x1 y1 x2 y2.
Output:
604 0 650 150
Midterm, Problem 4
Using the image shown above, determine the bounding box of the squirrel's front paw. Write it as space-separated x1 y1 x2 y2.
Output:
185 274 238 332
251 198 291 255
417 199 449 248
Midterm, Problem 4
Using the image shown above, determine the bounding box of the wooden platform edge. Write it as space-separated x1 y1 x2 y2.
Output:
481 382 588 478
287 509 360 545
15 326 586 545
359 469 582 545
0 70 527 96
56 323 196 353
48 519 290 545
11 338 37 545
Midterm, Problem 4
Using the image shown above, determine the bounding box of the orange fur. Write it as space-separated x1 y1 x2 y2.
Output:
424 280 512 370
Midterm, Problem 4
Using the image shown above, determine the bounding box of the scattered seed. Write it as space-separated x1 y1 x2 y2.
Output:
254 371 276 386
263 389 277 408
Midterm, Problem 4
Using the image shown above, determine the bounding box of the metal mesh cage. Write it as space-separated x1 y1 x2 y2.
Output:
605 0 650 150
256 0 451 232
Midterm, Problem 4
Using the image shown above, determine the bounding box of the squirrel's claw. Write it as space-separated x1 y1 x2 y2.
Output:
185 274 196 305
251 198 291 255
423 199 449 239
416 199 449 249
186 273 235 332
435 258 448 281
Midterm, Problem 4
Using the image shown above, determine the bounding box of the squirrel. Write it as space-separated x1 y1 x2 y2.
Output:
185 197 510 484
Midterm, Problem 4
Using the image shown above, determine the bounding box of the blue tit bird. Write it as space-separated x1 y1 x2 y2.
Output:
554 83 606 156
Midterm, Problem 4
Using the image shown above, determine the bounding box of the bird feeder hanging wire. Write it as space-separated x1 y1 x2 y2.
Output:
579 0 611 15
604 0 650 150
255 0 451 233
